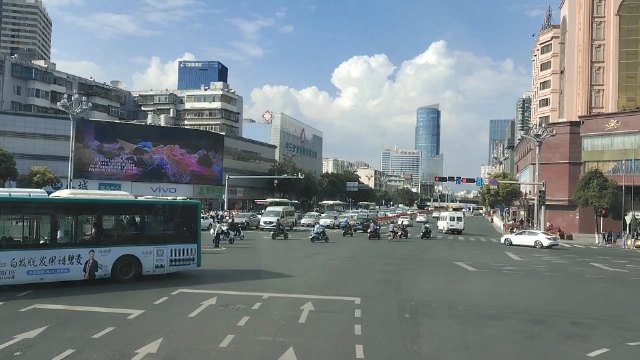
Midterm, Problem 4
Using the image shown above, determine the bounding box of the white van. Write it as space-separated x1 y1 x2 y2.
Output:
260 206 297 230
437 211 465 234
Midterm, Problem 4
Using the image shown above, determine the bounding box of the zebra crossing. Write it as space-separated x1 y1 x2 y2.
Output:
431 234 499 243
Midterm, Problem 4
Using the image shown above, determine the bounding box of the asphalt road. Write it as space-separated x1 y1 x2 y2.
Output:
2 216 640 359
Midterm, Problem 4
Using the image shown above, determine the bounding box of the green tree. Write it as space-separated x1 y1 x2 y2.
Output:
392 188 419 207
573 168 620 238
479 172 522 208
269 158 305 199
18 165 61 189
318 171 360 201
0 147 19 186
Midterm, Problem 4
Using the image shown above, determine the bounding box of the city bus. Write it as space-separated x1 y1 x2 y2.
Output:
357 202 377 211
253 198 300 214
318 200 346 214
0 188 201 286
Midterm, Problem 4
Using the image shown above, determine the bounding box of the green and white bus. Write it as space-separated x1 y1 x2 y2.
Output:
0 189 201 285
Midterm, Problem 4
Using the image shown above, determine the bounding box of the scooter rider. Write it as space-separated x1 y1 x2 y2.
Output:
369 220 378 234
342 217 351 231
313 223 327 238
389 221 398 239
421 221 432 237
211 220 223 248
275 218 286 235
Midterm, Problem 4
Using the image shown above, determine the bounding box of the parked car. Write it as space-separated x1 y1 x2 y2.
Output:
301 212 321 227
501 230 560 249
415 214 428 223
234 212 260 229
200 215 213 231
398 216 414 227
318 214 339 228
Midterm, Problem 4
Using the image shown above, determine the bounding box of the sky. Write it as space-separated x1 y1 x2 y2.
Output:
42 0 561 178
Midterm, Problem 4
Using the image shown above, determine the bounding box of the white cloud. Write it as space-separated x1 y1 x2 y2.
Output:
131 52 196 91
279 25 294 34
524 8 546 18
66 12 157 39
244 41 530 175
54 59 107 82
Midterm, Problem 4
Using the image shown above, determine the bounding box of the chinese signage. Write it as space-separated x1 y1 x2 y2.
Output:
193 185 224 199
604 119 621 131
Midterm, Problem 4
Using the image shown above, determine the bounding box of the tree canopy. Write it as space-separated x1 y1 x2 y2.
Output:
0 147 19 186
18 165 61 189
479 172 522 208
573 168 619 218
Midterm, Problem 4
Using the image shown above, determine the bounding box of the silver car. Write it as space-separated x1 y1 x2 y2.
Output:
234 212 260 229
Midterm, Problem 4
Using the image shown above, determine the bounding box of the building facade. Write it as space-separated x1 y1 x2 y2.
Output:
132 81 243 136
381 146 420 188
270 112 323 176
356 167 384 190
0 55 134 120
0 0 51 62
177 61 228 90
488 119 513 166
322 158 353 174
531 8 561 125
515 92 532 141
415 104 443 185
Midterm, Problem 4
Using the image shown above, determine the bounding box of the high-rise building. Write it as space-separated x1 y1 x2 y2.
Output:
0 0 52 62
415 104 443 184
531 6 560 125
177 61 229 90
322 158 353 174
488 119 513 166
381 146 420 188
515 92 532 141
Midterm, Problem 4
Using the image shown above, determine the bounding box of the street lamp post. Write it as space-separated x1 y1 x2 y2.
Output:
224 174 305 211
521 123 555 230
57 90 91 189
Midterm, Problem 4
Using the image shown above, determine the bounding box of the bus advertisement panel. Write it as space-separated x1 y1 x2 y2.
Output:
0 189 201 286
73 119 224 185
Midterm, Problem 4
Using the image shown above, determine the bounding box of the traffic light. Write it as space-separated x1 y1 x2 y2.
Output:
434 176 445 182
537 189 546 206
460 177 476 184
601 208 608 218
447 176 456 182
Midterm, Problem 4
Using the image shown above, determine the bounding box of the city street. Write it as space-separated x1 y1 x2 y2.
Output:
2 217 640 359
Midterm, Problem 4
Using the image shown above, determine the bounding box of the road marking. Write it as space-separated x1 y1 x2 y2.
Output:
298 301 315 324
188 297 218 318
502 271 522 273
355 344 365 359
218 335 235 348
505 252 523 261
586 348 610 357
585 275 606 278
627 341 640 345
589 246 599 249
355 309 361 318
355 298 361 305
237 316 250 327
16 290 33 297
0 326 48 351
458 236 464 240
172 289 361 304
19 304 145 319
454 262 482 271
91 327 115 339
559 243 572 247
590 263 628 272
51 349 75 360
573 245 585 248
153 297 168 305
251 302 262 310
354 324 362 335
612 260 628 263
132 338 163 360
278 347 298 360
480 238 487 242
0 302 3 306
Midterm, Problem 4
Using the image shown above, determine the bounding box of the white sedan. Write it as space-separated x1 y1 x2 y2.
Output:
501 230 560 249
415 214 428 223
398 216 413 227
200 216 214 231
318 214 339 228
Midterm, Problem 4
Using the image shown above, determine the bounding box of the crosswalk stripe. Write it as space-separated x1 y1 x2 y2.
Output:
559 243 572 247
589 246 598 249
480 238 487 242
573 245 585 248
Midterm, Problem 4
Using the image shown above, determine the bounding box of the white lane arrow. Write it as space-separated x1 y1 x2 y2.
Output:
188 297 218 318
0 326 48 350
298 301 315 324
131 338 163 360
278 347 298 360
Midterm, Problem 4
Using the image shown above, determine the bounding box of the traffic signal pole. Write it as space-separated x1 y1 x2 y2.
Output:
540 181 547 232
497 180 545 231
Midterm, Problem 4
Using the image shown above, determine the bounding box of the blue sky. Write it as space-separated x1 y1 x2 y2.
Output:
43 0 561 178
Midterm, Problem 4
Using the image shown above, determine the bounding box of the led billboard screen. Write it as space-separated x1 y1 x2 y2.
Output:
74 119 224 185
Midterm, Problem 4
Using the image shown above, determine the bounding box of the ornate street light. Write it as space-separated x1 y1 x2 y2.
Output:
521 123 555 230
57 90 91 189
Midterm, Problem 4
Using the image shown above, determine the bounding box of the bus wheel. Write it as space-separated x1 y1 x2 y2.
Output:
111 256 140 282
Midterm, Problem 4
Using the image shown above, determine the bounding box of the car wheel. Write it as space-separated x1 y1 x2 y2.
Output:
534 240 543 249
207 223 212 231
504 238 512 246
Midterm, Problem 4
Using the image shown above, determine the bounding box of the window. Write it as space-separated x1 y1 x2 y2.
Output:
592 66 604 84
591 89 604 108
593 21 604 40
540 61 552 71
538 98 550 107
539 80 551 90
592 44 604 61
593 0 604 16
540 43 552 54
14 85 21 95
618 0 640 110
538 115 550 124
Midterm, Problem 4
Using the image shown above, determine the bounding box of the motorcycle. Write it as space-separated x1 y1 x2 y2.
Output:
398 226 409 239
310 226 329 243
271 227 289 240
229 223 245 240
219 224 235 244
342 223 354 237
420 225 432 239
368 225 381 240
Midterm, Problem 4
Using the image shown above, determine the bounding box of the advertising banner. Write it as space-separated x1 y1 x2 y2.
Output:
74 119 224 185
131 182 193 197
72 179 132 192
193 185 224 199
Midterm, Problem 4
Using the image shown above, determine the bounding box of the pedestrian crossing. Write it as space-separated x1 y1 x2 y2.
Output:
431 235 499 242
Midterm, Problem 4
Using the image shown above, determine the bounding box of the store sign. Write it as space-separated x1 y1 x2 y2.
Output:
193 185 224 199
73 179 132 193
604 119 621 131
284 142 318 158
131 183 192 197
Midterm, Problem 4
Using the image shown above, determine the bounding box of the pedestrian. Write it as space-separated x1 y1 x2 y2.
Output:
607 230 613 245
623 231 629 249
600 231 606 246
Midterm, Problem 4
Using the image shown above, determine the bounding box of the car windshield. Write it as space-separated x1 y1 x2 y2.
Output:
236 213 252 218
262 210 280 218
304 214 317 219
320 214 334 219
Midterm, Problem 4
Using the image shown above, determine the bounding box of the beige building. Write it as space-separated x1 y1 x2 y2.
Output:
559 0 640 120
531 8 561 125
0 0 52 62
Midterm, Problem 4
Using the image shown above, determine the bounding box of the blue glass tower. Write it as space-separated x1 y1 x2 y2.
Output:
177 61 228 90
415 104 441 182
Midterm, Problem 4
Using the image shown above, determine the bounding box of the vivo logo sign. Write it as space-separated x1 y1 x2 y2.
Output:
151 186 177 194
